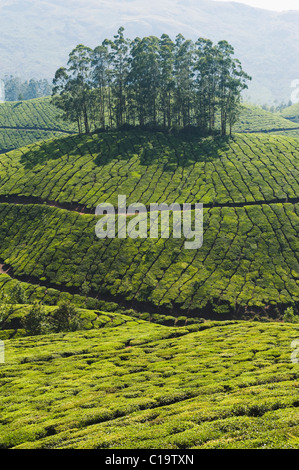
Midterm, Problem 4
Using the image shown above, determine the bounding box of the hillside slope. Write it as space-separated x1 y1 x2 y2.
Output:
0 131 298 208
235 104 299 134
0 131 298 318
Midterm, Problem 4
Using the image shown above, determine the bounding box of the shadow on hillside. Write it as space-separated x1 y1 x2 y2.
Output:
140 134 231 169
20 129 232 170
20 133 87 170
93 130 232 169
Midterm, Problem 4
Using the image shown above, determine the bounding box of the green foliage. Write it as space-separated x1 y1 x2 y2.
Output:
52 28 251 136
49 301 83 332
0 294 14 329
80 281 91 297
8 283 28 304
0 283 27 330
283 307 299 324
0 275 207 334
22 302 48 335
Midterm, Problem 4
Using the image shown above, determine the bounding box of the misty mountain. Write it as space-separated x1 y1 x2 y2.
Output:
0 0 298 104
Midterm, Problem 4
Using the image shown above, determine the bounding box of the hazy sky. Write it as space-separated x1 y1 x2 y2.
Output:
215 0 299 11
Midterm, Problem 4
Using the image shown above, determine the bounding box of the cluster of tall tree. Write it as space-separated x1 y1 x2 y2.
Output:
52 27 251 136
3 75 52 101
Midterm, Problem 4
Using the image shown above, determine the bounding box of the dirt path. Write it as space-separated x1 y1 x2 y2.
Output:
0 264 7 274
0 194 297 217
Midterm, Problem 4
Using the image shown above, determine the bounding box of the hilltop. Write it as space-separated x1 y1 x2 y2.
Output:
0 130 298 319
1 96 299 154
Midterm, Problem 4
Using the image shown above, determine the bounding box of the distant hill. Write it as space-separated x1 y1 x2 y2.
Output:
234 104 299 137
0 97 75 132
0 97 76 153
278 102 299 124
0 0 299 105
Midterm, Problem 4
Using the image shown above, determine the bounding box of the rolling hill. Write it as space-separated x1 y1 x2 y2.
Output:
278 102 299 124
0 129 298 318
235 104 299 135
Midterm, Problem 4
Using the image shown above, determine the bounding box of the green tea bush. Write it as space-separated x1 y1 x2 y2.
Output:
49 301 82 332
0 132 298 209
283 307 299 324
22 302 48 335
1 320 297 449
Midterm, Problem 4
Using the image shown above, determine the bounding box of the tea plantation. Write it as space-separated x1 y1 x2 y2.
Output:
0 201 297 317
0 97 298 449
0 132 298 208
0 318 298 449
232 104 299 134
0 129 298 318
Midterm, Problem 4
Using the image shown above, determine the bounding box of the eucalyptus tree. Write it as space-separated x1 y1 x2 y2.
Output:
52 66 82 132
52 44 94 133
158 34 175 128
67 44 94 134
194 38 219 133
128 35 160 126
52 28 251 136
216 40 251 135
173 34 195 128
92 43 110 128
104 27 130 127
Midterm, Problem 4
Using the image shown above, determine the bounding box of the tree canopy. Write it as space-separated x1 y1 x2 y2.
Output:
52 28 251 136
